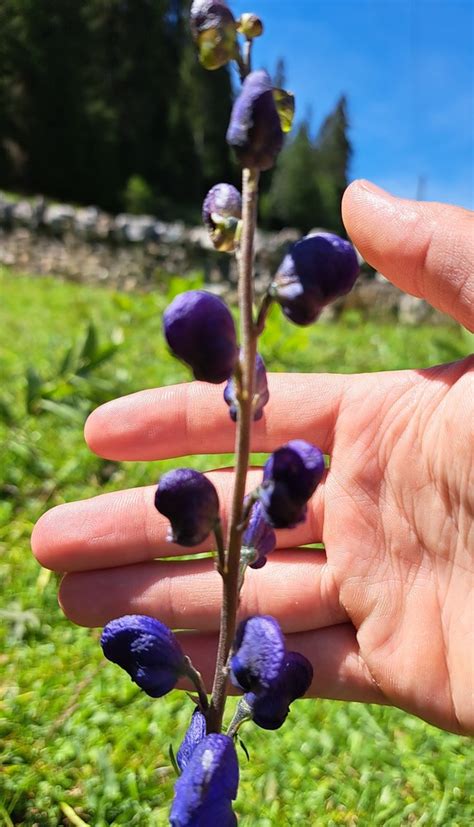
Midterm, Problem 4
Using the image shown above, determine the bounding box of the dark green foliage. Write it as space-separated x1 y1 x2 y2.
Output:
123 175 156 215
263 95 351 234
315 95 352 233
273 57 287 88
0 0 234 214
0 3 350 227
0 2 349 226
0 315 124 503
261 121 323 233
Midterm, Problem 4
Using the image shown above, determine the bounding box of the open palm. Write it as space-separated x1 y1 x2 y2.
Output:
32 182 474 735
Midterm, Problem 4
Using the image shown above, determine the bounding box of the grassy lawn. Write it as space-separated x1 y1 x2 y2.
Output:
0 265 472 826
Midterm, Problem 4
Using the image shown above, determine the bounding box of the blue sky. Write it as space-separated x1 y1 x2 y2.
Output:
231 0 474 209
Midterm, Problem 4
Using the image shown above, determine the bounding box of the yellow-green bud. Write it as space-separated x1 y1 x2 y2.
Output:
237 13 264 39
190 1 238 71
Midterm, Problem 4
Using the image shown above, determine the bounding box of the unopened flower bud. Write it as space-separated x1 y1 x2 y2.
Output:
260 440 325 528
237 12 264 38
202 183 242 252
242 501 276 569
223 352 269 422
230 615 286 693
155 468 220 547
226 70 283 170
245 651 313 730
176 709 207 772
100 615 186 698
271 232 359 326
190 0 237 71
170 734 239 826
164 290 238 383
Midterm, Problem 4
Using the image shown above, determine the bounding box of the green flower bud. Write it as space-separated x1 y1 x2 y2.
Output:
237 13 264 39
190 1 237 71
202 183 242 252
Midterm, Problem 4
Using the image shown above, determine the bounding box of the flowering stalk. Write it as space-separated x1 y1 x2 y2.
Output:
208 166 260 732
98 5 362 821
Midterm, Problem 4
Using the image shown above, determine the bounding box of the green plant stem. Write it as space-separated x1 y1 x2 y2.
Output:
235 40 252 80
213 518 226 575
207 168 260 733
183 657 209 712
255 291 274 334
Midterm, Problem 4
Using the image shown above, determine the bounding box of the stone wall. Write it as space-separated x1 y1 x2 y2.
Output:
0 192 447 324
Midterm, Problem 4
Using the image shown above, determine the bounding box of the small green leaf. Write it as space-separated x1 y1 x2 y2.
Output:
25 366 43 413
238 737 250 762
76 344 118 376
80 321 98 363
38 399 84 423
169 743 181 777
58 344 76 377
0 397 16 425
273 88 295 133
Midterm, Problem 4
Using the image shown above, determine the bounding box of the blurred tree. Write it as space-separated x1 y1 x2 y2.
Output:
273 57 287 88
263 95 352 234
261 121 323 233
0 0 88 197
315 94 351 234
123 175 156 215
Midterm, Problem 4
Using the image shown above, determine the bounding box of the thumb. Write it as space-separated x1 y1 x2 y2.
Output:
342 180 474 331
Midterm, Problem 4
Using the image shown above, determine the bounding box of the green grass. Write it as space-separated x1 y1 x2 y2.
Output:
0 265 473 826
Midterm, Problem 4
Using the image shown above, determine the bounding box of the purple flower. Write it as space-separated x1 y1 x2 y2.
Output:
271 232 360 326
170 734 238 826
259 481 308 529
190 0 237 71
155 468 220 547
202 184 242 252
177 709 207 772
226 70 283 171
100 615 186 698
223 352 269 422
260 440 325 529
164 290 238 384
245 651 313 730
242 501 276 569
230 615 286 693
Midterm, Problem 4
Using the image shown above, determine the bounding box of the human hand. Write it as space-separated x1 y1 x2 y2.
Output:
31 181 474 735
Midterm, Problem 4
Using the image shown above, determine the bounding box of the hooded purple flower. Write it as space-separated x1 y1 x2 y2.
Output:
170 734 239 826
226 70 283 170
223 352 269 422
155 468 220 547
259 440 325 529
230 615 286 693
202 183 242 252
242 501 276 569
245 651 313 730
100 615 186 698
271 232 360 326
190 0 237 71
177 709 207 772
164 290 238 384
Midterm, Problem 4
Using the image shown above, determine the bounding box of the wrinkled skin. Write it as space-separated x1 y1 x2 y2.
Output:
31 182 474 735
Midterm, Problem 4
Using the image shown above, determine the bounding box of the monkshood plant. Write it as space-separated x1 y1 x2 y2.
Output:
100 3 359 824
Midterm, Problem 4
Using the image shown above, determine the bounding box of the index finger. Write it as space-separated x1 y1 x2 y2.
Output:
84 373 347 461
342 180 474 331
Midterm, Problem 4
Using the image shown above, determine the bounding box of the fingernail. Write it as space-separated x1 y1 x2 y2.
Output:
357 179 391 197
